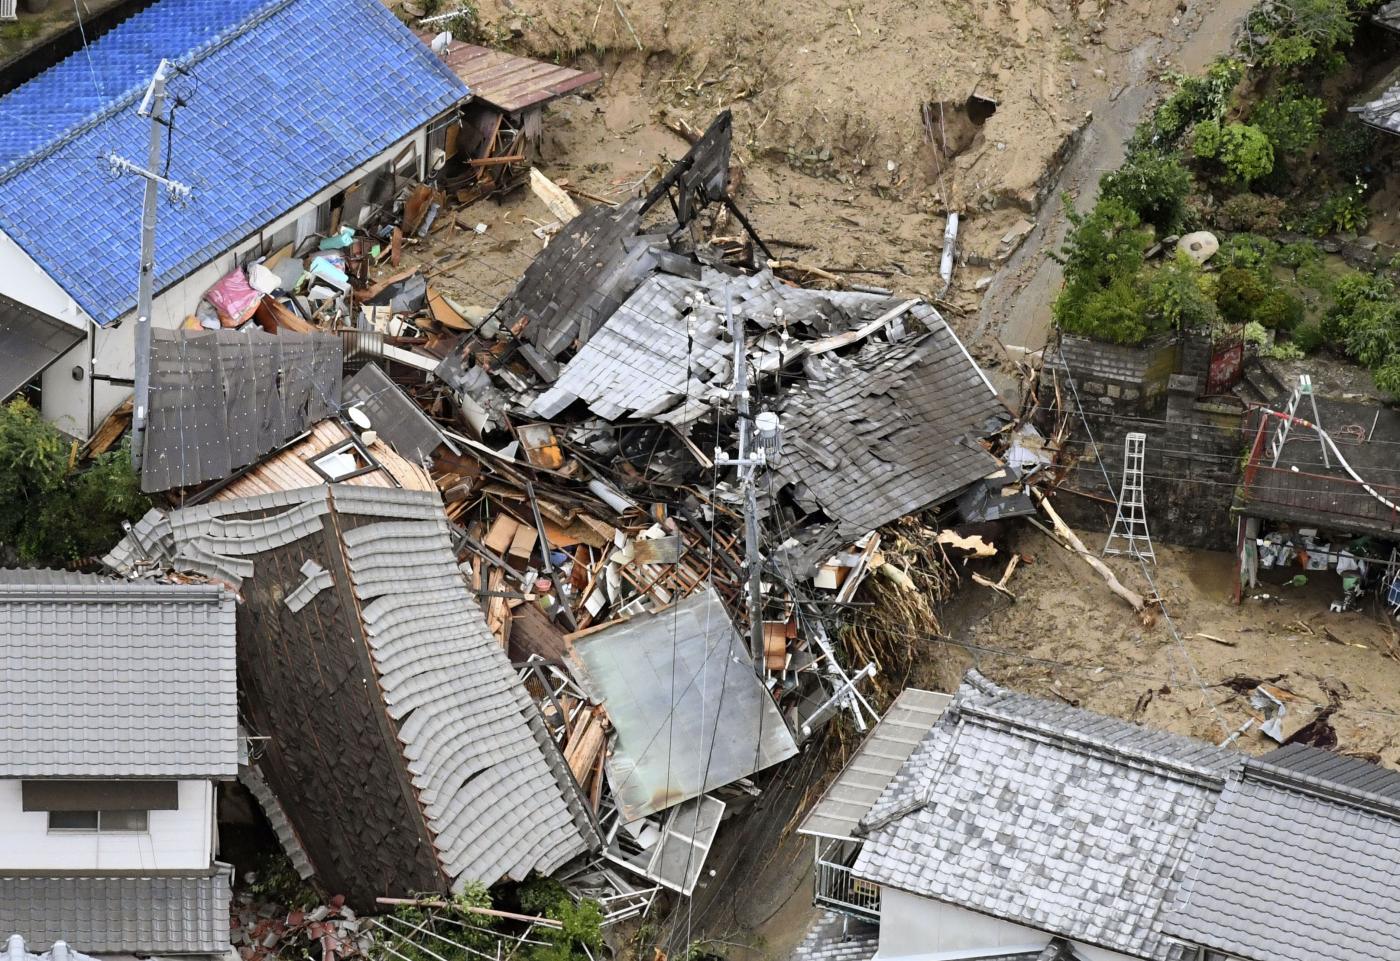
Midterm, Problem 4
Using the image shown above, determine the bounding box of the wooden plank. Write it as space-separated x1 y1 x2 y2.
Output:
484 514 520 556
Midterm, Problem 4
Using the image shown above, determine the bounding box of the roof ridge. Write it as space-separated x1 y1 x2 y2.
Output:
961 700 1234 785
1246 756 1400 822
0 581 226 602
0 0 295 182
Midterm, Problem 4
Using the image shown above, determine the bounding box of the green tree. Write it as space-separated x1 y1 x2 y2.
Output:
1100 151 1194 233
1251 88 1325 157
1251 0 1356 68
1145 251 1220 331
1194 120 1274 184
517 879 603 961
1051 197 1157 345
0 399 149 566
1215 266 1303 330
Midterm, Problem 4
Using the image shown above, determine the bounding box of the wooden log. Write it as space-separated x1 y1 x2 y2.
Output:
1031 488 1149 619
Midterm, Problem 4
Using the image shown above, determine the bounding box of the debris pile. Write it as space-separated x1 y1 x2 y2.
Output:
117 111 1023 919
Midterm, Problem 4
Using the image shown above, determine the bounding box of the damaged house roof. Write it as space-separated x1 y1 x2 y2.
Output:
0 0 469 327
1353 64 1400 137
421 35 602 114
1378 0 1400 31
570 587 799 821
140 327 343 493
853 672 1237 961
105 485 599 908
0 573 238 778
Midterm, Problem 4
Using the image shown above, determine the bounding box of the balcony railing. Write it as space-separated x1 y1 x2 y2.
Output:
815 853 880 922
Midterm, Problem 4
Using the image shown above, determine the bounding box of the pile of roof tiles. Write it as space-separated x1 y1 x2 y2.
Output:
229 895 369 961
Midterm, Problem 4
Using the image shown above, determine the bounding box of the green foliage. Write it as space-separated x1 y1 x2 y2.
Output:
1320 272 1400 382
1244 320 1271 347
1375 356 1400 396
1250 88 1325 157
1306 179 1369 235
1275 240 1320 270
1214 193 1286 233
1145 251 1220 331
246 851 320 912
0 399 149 566
1324 118 1379 181
1194 120 1274 184
516 879 603 961
1051 197 1158 345
1100 151 1194 232
1250 0 1357 68
1216 233 1280 270
1215 266 1303 330
381 886 500 961
1266 339 1307 359
1143 59 1244 147
1291 321 1327 353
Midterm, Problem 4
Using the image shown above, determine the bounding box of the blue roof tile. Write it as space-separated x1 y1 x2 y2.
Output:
0 0 469 326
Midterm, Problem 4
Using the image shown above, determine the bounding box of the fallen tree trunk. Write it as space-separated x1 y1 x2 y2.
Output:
1030 488 1151 620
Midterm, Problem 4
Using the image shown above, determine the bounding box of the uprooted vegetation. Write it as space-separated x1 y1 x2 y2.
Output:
1051 0 1399 393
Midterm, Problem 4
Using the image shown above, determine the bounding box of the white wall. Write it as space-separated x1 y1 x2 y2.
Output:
875 887 1138 961
0 780 215 872
0 121 433 438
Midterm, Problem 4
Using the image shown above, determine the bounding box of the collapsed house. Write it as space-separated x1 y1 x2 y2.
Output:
105 486 600 910
0 0 471 439
795 671 1400 961
96 108 1015 914
0 570 238 956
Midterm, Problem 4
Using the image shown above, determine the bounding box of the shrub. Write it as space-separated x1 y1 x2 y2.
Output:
1051 197 1157 344
1250 0 1356 68
1251 88 1325 158
1267 340 1307 359
1375 356 1400 396
1321 272 1400 371
1216 233 1280 270
1194 120 1275 184
1307 179 1369 235
1143 59 1244 147
1292 321 1327 353
1216 266 1303 330
1325 118 1380 180
1145 251 1220 331
1100 151 1194 232
0 399 149 566
1215 193 1286 233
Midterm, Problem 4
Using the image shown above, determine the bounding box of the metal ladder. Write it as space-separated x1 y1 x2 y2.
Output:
1103 432 1155 563
1270 374 1329 468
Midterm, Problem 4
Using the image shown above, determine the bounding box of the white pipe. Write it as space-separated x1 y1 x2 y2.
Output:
939 211 960 294
1264 409 1400 515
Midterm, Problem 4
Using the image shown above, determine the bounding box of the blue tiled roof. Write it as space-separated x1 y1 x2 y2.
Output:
0 0 469 326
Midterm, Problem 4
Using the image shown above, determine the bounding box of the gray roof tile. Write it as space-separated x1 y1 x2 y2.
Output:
789 911 879 961
0 867 231 954
853 673 1233 961
0 575 238 778
1165 757 1400 961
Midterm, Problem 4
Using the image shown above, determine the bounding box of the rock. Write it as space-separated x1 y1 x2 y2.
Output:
975 276 994 291
402 0 425 15
1177 230 1219 264
1356 236 1379 251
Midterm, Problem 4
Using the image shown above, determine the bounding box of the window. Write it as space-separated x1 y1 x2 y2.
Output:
307 437 379 482
48 810 149 833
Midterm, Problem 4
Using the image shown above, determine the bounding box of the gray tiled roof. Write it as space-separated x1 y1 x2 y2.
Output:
0 867 232 954
571 587 799 821
531 268 900 423
1165 757 1400 961
799 688 952 840
0 575 238 778
1264 743 1400 802
109 485 597 893
1354 65 1400 136
789 911 879 961
854 672 1234 961
239 763 316 881
140 328 342 493
1377 0 1399 31
771 315 1009 573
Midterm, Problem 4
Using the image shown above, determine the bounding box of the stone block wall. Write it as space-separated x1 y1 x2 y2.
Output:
1054 334 1179 416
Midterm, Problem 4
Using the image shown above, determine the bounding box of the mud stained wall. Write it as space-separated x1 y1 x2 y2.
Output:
235 519 444 908
1055 409 1245 551
1056 334 1179 415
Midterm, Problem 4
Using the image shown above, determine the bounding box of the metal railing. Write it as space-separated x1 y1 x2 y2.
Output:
815 856 880 921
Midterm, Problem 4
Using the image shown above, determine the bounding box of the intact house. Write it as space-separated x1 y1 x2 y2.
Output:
0 570 239 957
0 0 471 439
104 485 601 910
795 671 1400 961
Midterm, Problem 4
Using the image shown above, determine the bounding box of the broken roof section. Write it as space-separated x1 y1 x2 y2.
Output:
342 362 457 466
771 318 1007 571
1377 0 1400 32
0 573 238 779
571 587 799 821
423 36 602 113
140 327 342 493
1354 65 1400 137
106 485 598 907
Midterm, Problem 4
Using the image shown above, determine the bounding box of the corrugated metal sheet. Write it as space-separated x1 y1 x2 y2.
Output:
0 575 238 778
571 587 799 822
342 362 455 466
0 293 84 401
0 866 232 954
798 688 951 840
141 328 342 493
426 37 601 113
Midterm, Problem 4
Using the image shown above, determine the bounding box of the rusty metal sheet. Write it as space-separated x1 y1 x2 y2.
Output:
420 35 602 113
